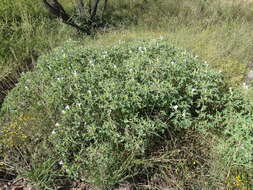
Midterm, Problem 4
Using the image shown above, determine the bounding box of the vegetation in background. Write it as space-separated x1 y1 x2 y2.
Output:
1 0 253 105
2 0 253 73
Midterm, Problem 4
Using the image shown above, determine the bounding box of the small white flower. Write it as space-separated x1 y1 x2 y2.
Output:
182 51 187 55
55 123 60 127
73 71 78 77
77 103 81 107
171 61 176 65
88 90 91 94
242 82 249 89
192 88 196 92
173 105 178 110
89 60 93 65
65 105 70 110
138 47 144 53
59 161 64 165
25 86 28 90
57 77 61 81
52 130 56 135
61 110 66 114
113 65 117 69
229 87 233 94
129 69 133 72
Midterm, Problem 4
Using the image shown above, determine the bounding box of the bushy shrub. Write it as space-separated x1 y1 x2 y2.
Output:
1 39 253 189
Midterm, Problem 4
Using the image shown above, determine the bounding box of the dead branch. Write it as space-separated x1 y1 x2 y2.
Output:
42 0 91 34
90 0 101 21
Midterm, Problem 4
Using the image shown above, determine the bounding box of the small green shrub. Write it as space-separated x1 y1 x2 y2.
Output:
1 39 253 189
215 92 253 189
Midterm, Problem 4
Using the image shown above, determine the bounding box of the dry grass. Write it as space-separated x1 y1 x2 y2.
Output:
223 0 253 4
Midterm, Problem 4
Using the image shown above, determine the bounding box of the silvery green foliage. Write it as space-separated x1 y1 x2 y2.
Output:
215 90 253 170
1 39 253 188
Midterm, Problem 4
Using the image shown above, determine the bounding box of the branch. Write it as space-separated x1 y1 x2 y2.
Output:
90 0 101 21
88 0 92 16
102 0 108 19
75 0 85 18
42 0 91 35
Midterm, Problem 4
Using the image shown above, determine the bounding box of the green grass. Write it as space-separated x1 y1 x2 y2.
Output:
0 0 76 77
165 21 253 87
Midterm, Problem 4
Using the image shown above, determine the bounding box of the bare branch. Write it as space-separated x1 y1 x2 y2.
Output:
75 0 85 18
42 0 91 34
90 0 101 21
88 0 92 16
102 0 108 18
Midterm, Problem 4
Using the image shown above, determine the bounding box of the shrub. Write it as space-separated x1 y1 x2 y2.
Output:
1 39 253 189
